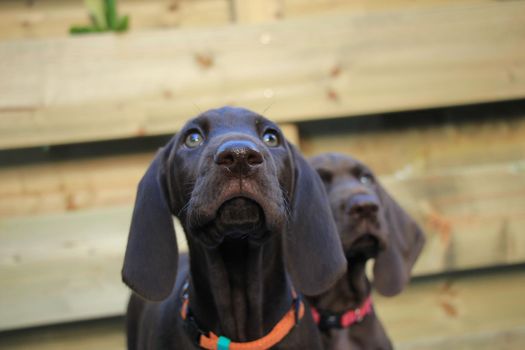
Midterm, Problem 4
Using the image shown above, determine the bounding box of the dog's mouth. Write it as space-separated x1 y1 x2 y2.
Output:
214 197 265 240
346 234 380 260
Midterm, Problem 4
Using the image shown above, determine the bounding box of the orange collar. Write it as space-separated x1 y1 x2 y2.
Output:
180 283 304 350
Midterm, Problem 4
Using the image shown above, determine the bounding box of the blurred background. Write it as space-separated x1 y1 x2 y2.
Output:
0 0 524 349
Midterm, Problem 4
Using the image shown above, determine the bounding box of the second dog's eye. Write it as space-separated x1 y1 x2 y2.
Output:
185 131 204 148
262 130 279 147
317 169 333 183
359 173 374 185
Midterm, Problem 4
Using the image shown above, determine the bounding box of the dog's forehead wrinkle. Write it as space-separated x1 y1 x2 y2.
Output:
333 185 372 202
201 107 260 125
192 107 279 137
181 115 209 135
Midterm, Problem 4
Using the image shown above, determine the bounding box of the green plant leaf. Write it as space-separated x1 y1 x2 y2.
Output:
70 0 129 35
85 0 107 29
115 16 129 31
106 0 117 30
69 26 99 34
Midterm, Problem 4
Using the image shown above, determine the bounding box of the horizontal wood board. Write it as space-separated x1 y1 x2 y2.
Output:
1 157 525 329
1 1 524 149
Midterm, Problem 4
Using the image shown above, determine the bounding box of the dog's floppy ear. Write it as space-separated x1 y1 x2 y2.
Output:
122 138 179 301
373 184 425 296
284 144 346 296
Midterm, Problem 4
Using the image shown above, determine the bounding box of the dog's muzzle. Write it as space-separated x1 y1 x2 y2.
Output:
215 197 265 239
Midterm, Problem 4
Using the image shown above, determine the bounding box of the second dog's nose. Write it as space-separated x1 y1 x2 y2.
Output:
214 140 263 173
347 194 379 217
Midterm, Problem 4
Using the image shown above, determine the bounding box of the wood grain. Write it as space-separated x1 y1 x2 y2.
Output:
0 0 231 40
301 105 525 175
0 206 187 331
385 161 525 274
1 158 524 329
1 1 524 149
0 0 487 40
379 268 525 347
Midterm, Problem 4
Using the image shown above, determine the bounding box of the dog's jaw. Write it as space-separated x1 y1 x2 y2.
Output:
185 173 287 246
215 197 265 239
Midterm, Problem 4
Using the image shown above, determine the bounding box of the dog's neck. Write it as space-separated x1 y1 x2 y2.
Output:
187 234 293 342
313 253 371 313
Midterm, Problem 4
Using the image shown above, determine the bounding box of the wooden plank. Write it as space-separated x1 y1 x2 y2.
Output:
1 269 524 349
301 103 525 175
1 1 524 149
0 318 126 350
1 159 524 330
232 0 282 23
397 326 525 350
0 0 231 40
0 153 151 218
282 0 489 18
0 0 487 41
379 268 525 347
300 101 525 175
0 206 187 331
301 115 525 175
383 161 525 275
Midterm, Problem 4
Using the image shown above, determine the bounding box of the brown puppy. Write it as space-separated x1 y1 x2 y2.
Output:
308 153 425 350
122 107 346 349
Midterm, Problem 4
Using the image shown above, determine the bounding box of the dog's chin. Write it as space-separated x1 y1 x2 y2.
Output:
194 197 272 247
215 197 265 238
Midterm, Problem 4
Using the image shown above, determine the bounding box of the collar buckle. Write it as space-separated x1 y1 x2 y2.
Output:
354 308 363 323
293 294 302 326
323 314 340 330
183 314 206 346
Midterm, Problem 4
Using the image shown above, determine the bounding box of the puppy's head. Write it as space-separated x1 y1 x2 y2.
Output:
122 107 346 300
310 153 425 296
172 108 290 246
310 154 385 258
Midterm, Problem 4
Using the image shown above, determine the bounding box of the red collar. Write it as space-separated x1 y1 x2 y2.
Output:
310 295 373 330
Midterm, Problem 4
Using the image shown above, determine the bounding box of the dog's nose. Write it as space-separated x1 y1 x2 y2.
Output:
214 140 263 173
347 194 379 217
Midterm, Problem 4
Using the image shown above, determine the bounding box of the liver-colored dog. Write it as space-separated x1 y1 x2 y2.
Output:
122 108 347 349
308 153 425 350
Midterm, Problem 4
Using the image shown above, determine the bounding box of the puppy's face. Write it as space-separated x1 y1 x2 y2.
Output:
168 107 293 246
310 154 387 259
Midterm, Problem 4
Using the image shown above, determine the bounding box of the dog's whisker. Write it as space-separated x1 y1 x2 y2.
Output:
279 184 292 221
192 101 203 114
262 101 275 115
178 200 191 217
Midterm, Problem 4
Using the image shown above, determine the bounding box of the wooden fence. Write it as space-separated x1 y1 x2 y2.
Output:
1 0 524 348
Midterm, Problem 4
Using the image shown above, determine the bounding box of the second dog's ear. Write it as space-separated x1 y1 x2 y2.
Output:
284 144 347 296
373 185 425 297
122 138 179 301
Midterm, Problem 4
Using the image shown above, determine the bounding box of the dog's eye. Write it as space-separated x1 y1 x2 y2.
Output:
317 169 333 183
185 131 204 148
262 130 279 147
359 173 374 185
